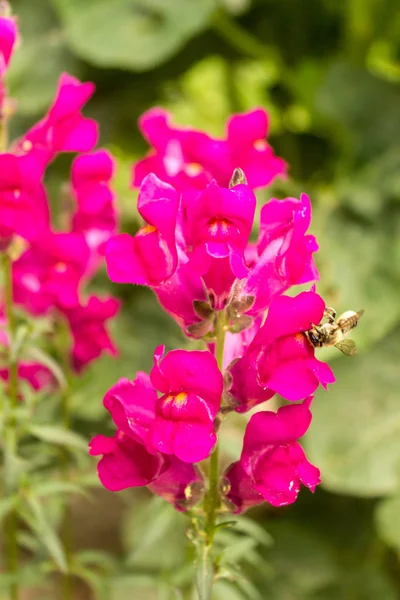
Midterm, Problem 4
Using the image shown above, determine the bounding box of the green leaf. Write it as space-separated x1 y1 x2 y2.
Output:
195 545 213 600
26 424 87 451
230 516 273 548
7 0 77 116
52 0 215 71
305 330 400 496
0 495 19 523
70 564 110 600
30 480 89 499
22 496 68 572
375 493 400 551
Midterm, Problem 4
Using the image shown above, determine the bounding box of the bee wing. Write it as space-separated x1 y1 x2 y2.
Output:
334 339 358 356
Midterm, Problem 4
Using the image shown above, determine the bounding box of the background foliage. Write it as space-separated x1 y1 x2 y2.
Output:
3 0 400 597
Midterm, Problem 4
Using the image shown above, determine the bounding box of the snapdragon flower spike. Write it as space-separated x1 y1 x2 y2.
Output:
64 295 120 372
106 173 179 286
13 231 90 315
225 399 321 511
149 345 223 463
0 153 50 244
185 180 256 286
235 194 319 317
71 149 117 273
16 73 98 167
132 108 286 191
89 374 204 509
229 291 335 411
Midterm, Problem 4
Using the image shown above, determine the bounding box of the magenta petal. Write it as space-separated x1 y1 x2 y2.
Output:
103 374 157 442
242 401 313 459
173 422 217 463
266 360 319 401
254 464 301 507
149 418 176 455
97 435 165 491
307 358 336 388
224 461 264 514
297 459 321 492
148 457 204 511
260 291 326 343
89 434 116 456
152 349 223 412
230 350 275 413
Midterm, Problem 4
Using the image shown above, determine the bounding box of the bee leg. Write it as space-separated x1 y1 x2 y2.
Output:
324 307 336 323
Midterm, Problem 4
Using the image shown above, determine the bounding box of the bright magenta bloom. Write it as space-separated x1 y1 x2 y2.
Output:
71 149 117 273
64 295 120 372
0 153 50 243
17 73 98 166
225 399 321 511
133 108 286 191
13 232 89 314
106 173 179 286
229 291 335 410
148 457 203 511
185 180 256 282
0 13 16 73
237 194 319 317
149 345 223 463
0 362 54 392
89 374 204 509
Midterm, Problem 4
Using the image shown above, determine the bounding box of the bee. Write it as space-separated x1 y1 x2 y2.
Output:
305 307 364 356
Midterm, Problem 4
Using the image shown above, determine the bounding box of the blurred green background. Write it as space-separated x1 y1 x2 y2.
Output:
6 0 400 598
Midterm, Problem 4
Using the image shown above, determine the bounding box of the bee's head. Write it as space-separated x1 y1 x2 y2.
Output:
307 328 323 347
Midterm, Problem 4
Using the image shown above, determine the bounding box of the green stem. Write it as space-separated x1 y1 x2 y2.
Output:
2 251 20 600
58 319 74 600
196 312 226 600
212 9 277 61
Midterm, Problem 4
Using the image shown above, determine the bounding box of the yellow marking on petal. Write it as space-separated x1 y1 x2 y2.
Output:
137 224 157 237
185 162 202 176
174 392 188 406
22 140 33 151
54 261 67 273
253 138 267 151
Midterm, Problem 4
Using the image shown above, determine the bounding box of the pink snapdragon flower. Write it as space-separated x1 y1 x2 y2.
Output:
89 374 167 490
71 149 117 273
225 399 321 511
13 232 89 315
234 194 319 317
184 180 256 283
64 295 120 372
149 345 223 463
0 153 50 244
16 73 98 166
0 11 16 74
0 11 17 109
133 108 286 191
89 374 204 509
229 291 335 411
0 362 54 392
106 173 179 286
148 457 204 511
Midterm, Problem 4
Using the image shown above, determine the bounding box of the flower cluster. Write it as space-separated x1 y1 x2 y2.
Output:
0 12 119 391
91 101 340 512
